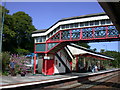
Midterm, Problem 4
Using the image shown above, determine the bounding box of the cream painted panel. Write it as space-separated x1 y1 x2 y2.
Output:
32 15 109 37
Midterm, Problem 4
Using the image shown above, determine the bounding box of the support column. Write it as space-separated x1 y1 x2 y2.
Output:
33 53 37 74
83 58 86 67
76 55 79 72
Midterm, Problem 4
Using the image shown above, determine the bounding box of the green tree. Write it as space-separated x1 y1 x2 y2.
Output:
100 49 105 53
75 42 90 49
102 51 120 68
12 11 36 52
2 5 36 53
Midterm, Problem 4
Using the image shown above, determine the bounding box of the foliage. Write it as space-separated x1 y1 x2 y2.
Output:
102 51 120 68
74 42 91 49
15 48 29 55
100 49 105 53
1 5 37 53
2 52 10 73
11 54 30 74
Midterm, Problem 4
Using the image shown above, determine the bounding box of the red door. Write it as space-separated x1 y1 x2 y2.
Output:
42 59 54 75
46 59 54 75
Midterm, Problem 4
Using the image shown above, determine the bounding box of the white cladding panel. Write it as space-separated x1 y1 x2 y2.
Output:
54 52 65 74
54 49 71 74
32 15 109 37
67 45 88 55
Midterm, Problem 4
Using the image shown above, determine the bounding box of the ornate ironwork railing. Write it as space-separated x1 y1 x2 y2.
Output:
47 25 119 42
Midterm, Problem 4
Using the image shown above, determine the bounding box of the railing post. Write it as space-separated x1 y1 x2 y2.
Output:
46 43 48 51
70 30 72 40
80 29 82 39
106 26 108 38
92 28 95 39
60 31 62 41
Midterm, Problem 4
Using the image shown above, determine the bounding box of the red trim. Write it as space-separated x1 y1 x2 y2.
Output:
46 43 61 53
106 26 108 38
92 28 95 39
33 53 37 74
46 30 61 42
46 43 48 51
80 29 82 39
34 44 36 53
70 61 72 71
78 54 108 60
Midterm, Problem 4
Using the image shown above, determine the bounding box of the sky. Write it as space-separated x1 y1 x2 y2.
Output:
3 2 120 52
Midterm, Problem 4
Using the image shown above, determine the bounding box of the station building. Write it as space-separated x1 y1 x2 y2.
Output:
32 13 119 75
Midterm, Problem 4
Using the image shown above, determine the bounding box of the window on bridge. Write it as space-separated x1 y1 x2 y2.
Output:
101 20 105 25
35 36 46 43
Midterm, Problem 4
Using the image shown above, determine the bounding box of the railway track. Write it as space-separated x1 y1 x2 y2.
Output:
43 71 120 89
2 69 120 90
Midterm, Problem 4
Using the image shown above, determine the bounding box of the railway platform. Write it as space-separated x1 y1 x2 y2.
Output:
0 68 120 89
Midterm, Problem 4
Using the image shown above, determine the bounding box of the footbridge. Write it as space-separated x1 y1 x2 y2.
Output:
32 13 120 54
32 13 120 75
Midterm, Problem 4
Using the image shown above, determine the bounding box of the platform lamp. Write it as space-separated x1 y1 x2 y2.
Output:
0 1 6 72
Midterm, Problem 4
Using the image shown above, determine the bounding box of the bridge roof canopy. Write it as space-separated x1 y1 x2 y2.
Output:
67 43 114 60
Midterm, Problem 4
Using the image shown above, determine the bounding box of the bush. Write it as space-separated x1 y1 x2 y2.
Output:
11 54 30 74
2 52 10 73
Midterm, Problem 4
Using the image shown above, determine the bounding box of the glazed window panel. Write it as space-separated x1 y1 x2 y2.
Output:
95 21 99 25
101 20 105 25
80 22 84 27
36 44 46 52
90 21 94 26
106 19 112 24
85 22 89 26
61 25 65 29
65 24 70 29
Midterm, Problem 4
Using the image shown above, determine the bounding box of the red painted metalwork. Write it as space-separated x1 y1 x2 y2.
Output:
33 53 37 74
34 25 120 54
80 29 82 39
106 26 108 38
92 27 95 38
46 26 119 43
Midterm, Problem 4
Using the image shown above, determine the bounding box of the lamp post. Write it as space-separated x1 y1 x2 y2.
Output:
0 1 6 54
